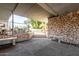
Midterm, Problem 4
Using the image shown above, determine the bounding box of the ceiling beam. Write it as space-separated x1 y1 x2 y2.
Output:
38 3 58 16
11 3 18 13
0 4 19 13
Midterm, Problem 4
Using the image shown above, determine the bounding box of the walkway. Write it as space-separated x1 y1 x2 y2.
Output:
0 38 79 56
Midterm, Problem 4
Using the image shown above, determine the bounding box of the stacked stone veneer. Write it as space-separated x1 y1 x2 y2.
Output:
48 12 79 44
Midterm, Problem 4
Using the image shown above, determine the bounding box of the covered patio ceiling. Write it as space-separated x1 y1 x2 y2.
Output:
0 3 50 22
0 3 79 22
38 3 79 16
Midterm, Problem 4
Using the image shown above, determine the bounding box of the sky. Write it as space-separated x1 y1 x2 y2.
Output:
9 15 28 23
8 15 28 28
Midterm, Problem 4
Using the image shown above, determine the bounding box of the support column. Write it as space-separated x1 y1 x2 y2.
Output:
11 11 16 45
11 3 18 45
12 11 14 36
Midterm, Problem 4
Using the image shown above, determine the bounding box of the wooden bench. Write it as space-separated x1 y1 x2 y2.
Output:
0 37 17 45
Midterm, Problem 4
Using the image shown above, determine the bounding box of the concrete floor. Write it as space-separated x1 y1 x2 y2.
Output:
0 38 79 56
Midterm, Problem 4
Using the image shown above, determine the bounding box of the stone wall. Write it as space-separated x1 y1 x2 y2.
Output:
48 11 79 44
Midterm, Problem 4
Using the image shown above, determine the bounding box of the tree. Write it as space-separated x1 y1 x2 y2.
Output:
30 19 42 29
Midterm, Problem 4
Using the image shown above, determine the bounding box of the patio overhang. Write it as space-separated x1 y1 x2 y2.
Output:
0 3 79 22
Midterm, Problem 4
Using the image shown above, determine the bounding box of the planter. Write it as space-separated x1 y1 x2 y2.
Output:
17 34 29 39
28 34 32 39
16 33 33 39
16 34 30 42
